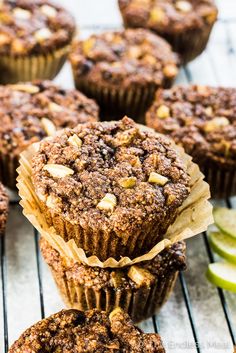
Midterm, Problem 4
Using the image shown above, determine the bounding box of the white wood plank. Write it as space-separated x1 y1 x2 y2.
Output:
5 206 41 346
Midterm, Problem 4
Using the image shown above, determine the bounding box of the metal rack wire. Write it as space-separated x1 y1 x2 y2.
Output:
1 1 236 352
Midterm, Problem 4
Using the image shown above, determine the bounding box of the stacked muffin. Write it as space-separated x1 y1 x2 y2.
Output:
18 116 212 322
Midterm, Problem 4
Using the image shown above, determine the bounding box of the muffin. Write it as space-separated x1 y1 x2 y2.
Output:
70 28 179 120
8 308 165 352
41 237 186 323
0 81 99 189
118 0 218 63
0 182 8 236
146 85 236 199
0 0 75 84
31 117 190 261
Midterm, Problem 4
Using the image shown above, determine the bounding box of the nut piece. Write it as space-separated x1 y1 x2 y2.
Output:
11 39 25 54
111 271 124 289
9 84 39 94
156 104 170 119
0 33 10 46
46 195 58 208
128 265 155 287
13 8 31 19
204 117 230 132
97 193 117 211
43 164 74 178
149 7 166 23
109 307 123 320
196 85 209 96
41 118 57 136
163 64 178 78
175 1 192 13
119 177 136 189
40 4 57 18
148 172 168 185
128 46 142 59
82 38 96 56
205 106 213 117
49 102 63 112
34 28 52 42
68 134 82 148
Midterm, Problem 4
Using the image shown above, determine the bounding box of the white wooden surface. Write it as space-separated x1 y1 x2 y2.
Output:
1 1 236 352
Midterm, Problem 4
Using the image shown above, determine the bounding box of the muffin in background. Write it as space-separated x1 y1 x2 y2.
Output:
70 28 179 121
8 308 166 352
118 0 218 63
31 117 190 261
0 183 8 237
146 85 236 199
0 0 75 84
0 81 99 189
41 237 186 323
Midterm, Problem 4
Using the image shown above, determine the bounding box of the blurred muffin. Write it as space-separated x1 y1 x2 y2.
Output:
31 117 190 261
0 81 99 189
70 28 179 120
146 85 236 199
118 0 218 63
0 0 75 83
0 183 8 236
8 308 165 352
41 237 186 323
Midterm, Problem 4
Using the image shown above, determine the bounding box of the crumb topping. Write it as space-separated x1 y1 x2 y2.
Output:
0 80 99 156
0 182 8 235
32 117 190 238
9 308 165 352
70 28 179 88
118 0 218 33
41 238 186 291
146 85 236 167
0 0 75 55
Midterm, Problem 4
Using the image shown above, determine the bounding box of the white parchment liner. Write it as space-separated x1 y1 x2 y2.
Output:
17 126 213 268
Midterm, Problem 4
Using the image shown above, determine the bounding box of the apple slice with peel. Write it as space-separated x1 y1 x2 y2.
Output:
213 208 236 239
207 262 236 293
208 229 236 264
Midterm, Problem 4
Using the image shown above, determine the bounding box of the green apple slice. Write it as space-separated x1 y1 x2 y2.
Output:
207 262 236 293
208 229 236 264
213 207 236 239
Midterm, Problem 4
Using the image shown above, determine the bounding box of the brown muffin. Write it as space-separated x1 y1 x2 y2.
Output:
8 308 165 352
0 0 76 83
41 237 186 323
31 117 190 261
70 28 179 121
0 183 8 236
0 81 99 189
118 0 218 63
146 85 236 199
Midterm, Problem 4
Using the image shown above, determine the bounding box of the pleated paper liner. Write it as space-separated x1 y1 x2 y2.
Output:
17 124 213 268
40 237 185 323
0 45 70 84
72 73 175 123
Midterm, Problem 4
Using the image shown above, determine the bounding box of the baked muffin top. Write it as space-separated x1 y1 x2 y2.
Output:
8 308 165 352
0 0 75 55
146 85 236 168
0 81 99 157
70 28 179 88
41 238 186 291
118 0 218 33
0 182 8 235
32 117 190 238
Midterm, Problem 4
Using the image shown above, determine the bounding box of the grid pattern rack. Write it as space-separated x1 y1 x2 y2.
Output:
1 1 236 352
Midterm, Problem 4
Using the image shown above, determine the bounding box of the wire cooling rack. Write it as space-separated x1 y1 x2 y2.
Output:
1 1 236 352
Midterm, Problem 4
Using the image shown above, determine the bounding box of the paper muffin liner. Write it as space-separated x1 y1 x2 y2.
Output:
0 45 70 84
72 73 175 123
162 22 216 64
201 162 236 200
17 124 213 268
40 238 182 323
0 151 19 190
